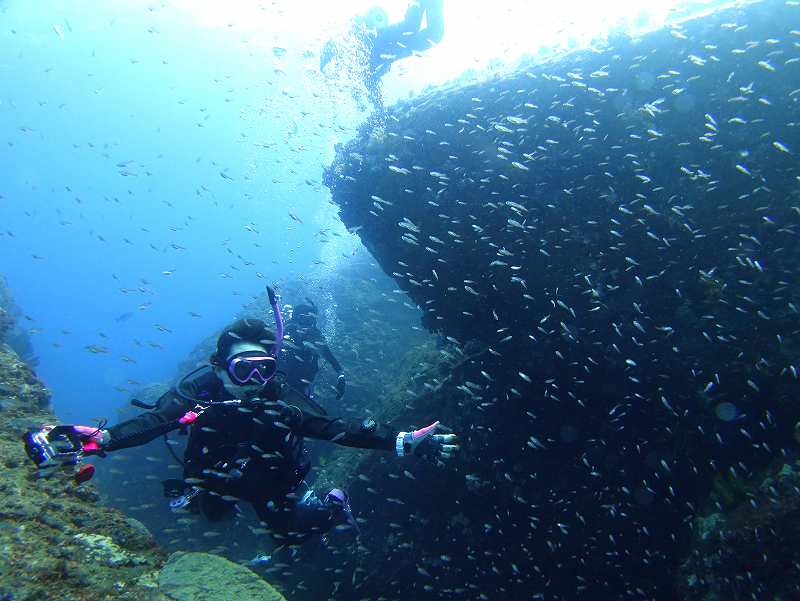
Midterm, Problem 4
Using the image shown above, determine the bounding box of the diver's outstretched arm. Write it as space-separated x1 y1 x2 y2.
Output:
23 388 198 479
319 342 347 399
104 388 194 451
319 342 343 374
275 399 459 461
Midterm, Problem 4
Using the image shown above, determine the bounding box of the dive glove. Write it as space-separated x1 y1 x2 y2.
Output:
395 421 459 462
72 425 111 451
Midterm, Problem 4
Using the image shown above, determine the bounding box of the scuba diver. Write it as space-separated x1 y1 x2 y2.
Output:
281 299 346 400
23 287 459 547
320 0 445 116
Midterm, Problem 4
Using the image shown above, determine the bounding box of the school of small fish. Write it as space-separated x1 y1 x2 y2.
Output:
320 2 800 599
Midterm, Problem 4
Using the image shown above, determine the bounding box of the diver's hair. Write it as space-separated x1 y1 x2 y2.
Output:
210 318 276 365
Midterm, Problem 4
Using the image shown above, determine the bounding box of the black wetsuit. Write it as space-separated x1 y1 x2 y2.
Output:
107 368 394 542
367 0 444 88
280 322 342 397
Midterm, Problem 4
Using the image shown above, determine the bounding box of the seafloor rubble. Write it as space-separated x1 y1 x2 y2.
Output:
0 279 286 601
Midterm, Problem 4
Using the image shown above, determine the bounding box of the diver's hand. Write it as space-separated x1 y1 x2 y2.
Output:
72 425 110 453
23 424 108 470
395 421 459 462
336 374 346 400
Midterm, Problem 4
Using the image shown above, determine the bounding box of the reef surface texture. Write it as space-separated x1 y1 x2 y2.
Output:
158 552 287 601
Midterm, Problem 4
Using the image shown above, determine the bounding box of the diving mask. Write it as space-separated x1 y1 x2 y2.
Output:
227 351 278 386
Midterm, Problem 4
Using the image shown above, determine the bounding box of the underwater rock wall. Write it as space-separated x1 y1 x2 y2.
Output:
0 279 166 600
0 306 11 342
0 277 37 367
321 1 800 599
0 279 17 343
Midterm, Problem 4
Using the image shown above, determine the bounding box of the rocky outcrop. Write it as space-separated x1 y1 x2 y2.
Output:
0 306 11 342
0 279 14 341
0 281 167 600
0 277 37 367
158 552 287 601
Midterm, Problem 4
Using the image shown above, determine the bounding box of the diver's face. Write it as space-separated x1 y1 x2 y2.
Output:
217 367 258 397
217 341 273 397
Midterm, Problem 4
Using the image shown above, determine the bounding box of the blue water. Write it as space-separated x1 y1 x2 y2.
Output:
0 1 362 423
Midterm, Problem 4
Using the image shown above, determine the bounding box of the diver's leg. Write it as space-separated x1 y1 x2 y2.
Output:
256 490 354 544
399 2 424 32
421 0 444 44
403 0 444 52
198 492 237 522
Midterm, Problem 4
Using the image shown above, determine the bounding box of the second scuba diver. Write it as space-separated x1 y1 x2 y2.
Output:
23 287 459 547
320 0 445 116
281 299 346 400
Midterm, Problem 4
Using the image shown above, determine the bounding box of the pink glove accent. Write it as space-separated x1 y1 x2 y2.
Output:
72 425 106 450
412 421 440 440
81 440 101 452
179 411 199 425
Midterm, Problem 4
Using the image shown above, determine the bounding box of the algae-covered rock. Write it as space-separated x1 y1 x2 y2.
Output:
118 517 157 552
73 533 148 567
158 552 286 601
